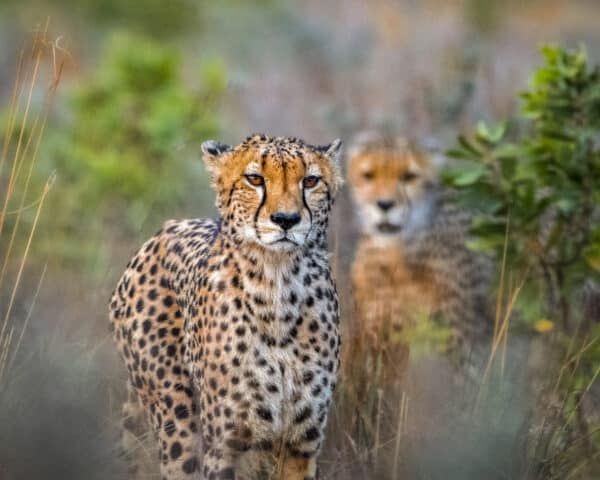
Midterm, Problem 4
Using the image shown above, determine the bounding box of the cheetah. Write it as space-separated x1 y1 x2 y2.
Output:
346 131 491 362
109 134 343 480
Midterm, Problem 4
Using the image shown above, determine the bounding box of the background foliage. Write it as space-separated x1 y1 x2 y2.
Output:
444 45 600 473
445 45 600 329
7 33 226 269
1 1 599 479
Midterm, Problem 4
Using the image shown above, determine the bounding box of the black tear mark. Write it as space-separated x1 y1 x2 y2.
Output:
253 183 267 240
322 179 332 204
226 180 239 208
302 187 313 226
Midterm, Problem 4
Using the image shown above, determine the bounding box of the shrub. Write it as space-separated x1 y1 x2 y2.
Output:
444 45 600 330
40 33 226 267
444 45 600 477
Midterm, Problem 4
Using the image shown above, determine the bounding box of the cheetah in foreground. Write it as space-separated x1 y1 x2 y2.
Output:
109 134 343 479
346 132 491 362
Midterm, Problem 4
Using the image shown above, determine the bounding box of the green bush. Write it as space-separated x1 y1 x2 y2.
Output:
444 45 600 476
38 33 225 268
444 45 600 329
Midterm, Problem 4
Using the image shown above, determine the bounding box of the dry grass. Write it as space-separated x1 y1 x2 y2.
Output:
0 20 64 387
0 18 598 480
321 221 599 479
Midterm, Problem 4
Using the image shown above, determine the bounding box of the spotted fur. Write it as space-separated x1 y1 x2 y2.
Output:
109 134 343 479
347 131 491 352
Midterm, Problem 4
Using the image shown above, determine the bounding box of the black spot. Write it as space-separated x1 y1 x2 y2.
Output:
170 441 182 460
164 420 176 437
163 296 174 308
219 467 235 479
266 383 278 393
304 426 320 441
182 457 198 474
225 438 250 452
295 405 313 424
174 404 189 420
235 326 246 337
256 406 273 422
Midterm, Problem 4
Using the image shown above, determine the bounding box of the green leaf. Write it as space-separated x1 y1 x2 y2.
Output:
450 164 488 186
458 134 484 157
476 121 506 143
584 250 600 272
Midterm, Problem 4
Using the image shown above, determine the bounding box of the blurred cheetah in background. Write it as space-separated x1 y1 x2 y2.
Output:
346 131 491 366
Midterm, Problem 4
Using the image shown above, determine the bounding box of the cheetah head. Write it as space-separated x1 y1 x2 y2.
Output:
201 134 343 252
348 131 435 238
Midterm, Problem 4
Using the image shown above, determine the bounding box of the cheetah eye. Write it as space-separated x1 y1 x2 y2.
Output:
362 171 374 181
245 174 265 187
401 171 418 182
302 175 320 189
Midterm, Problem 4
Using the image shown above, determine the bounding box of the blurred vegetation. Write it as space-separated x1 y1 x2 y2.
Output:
2 3 600 479
15 33 226 270
0 336 119 480
1 0 203 38
445 45 600 477
445 45 600 328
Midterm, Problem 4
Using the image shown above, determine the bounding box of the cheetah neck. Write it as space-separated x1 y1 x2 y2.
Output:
230 242 324 338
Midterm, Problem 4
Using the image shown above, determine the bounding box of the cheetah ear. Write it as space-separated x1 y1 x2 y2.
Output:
201 140 232 173
317 138 343 166
317 139 344 192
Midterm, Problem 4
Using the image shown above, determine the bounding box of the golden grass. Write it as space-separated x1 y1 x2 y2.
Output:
326 214 600 479
0 20 65 386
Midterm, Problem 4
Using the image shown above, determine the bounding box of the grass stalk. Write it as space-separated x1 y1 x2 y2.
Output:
391 392 407 480
0 19 64 390
0 24 46 238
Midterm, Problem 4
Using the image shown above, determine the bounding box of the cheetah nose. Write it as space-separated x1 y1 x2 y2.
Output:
271 212 301 231
376 200 395 212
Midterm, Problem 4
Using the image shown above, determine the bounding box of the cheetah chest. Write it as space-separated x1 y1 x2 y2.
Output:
191 256 338 445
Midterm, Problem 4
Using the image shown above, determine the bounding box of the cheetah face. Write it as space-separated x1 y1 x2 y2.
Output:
348 135 434 238
202 134 343 252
